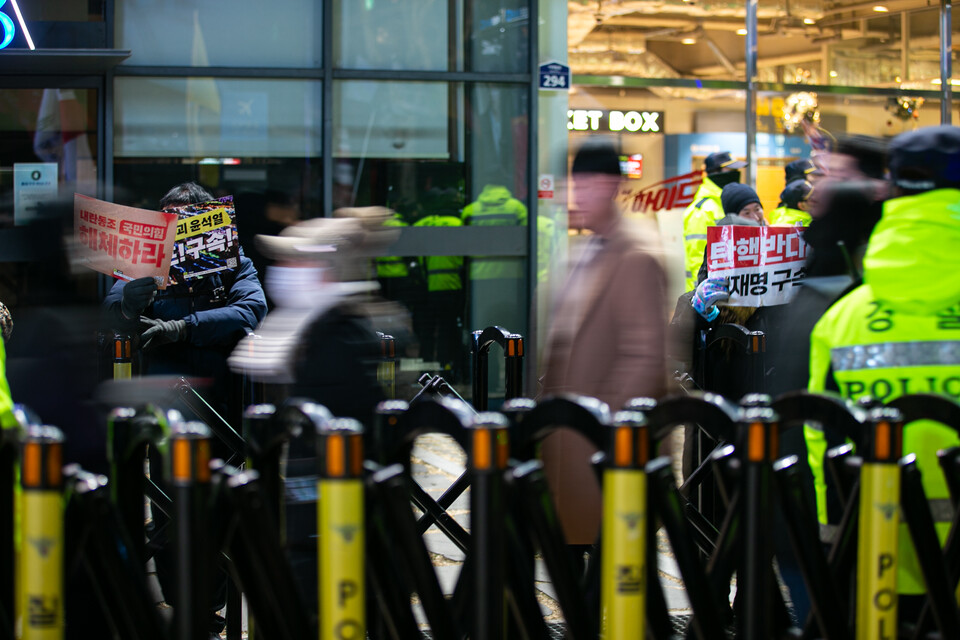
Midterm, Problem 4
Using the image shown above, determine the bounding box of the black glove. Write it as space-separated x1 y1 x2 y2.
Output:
139 317 187 349
121 277 158 320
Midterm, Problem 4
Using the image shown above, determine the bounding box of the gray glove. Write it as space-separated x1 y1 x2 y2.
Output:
121 277 158 320
139 317 187 349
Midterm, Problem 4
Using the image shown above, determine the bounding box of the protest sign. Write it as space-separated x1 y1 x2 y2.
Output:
74 194 178 288
168 196 240 284
706 225 809 307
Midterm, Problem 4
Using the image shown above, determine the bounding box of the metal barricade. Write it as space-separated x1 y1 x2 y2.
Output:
471 326 524 411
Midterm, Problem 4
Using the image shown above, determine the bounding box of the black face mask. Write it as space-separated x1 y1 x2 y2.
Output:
708 170 741 188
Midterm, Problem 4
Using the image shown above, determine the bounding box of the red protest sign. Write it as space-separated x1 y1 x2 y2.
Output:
73 194 178 289
706 225 809 306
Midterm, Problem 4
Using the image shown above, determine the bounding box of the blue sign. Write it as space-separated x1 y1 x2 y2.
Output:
538 61 570 91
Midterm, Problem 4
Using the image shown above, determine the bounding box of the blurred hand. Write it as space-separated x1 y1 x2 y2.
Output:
139 317 186 349
692 277 730 321
121 277 158 319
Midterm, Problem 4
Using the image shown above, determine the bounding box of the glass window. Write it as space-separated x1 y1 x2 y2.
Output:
115 77 322 158
468 0 529 72
115 0 321 67
332 81 529 392
333 0 448 71
0 88 98 225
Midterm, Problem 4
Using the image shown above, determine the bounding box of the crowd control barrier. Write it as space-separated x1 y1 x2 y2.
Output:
471 326 523 411
9 388 960 639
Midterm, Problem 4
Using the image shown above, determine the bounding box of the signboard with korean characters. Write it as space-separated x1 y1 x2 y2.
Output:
73 194 178 288
706 225 809 307
167 196 240 284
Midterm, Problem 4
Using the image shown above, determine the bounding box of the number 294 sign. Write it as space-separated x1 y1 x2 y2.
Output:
539 61 571 91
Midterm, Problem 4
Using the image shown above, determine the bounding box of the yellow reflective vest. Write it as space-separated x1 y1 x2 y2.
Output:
413 215 463 292
682 177 724 292
808 188 960 594
376 214 410 279
769 205 812 227
462 185 527 280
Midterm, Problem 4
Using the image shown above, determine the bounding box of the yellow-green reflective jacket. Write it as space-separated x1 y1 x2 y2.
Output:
682 178 723 292
376 215 409 278
807 189 960 594
769 205 812 228
414 215 463 292
462 185 527 280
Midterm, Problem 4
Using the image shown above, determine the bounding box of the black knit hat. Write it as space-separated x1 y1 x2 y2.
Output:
721 183 762 215
572 139 622 176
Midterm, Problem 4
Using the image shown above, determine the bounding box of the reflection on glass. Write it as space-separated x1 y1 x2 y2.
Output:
115 77 322 158
334 0 448 70
0 88 98 226
469 0 529 72
116 0 322 67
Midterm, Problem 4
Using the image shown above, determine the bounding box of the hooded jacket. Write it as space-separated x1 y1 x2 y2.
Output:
808 188 960 594
461 185 528 279
682 177 724 292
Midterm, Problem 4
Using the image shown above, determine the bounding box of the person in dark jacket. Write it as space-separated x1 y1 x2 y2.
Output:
102 182 267 424
102 182 267 636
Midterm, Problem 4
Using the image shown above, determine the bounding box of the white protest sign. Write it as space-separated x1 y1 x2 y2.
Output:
706 225 809 306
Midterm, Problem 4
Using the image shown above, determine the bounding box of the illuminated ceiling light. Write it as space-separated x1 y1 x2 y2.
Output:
681 37 697 45
873 5 889 12
932 78 960 85
829 70 838 77
895 76 902 83
803 18 816 25
9 0 36 50
736 28 748 35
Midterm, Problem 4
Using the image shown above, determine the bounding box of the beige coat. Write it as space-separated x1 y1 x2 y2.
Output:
540 217 668 544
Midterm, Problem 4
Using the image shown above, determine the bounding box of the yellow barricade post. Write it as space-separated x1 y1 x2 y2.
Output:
317 418 365 640
112 333 132 380
18 425 64 640
855 406 904 640
600 410 650 639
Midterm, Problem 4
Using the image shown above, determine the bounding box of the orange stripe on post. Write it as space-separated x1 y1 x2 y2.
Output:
747 422 765 462
496 430 509 469
614 426 633 467
349 434 364 476
473 429 492 470
637 427 650 465
173 439 191 482
47 443 61 487
195 440 211 483
326 434 345 478
875 422 891 461
22 442 40 487
507 340 515 357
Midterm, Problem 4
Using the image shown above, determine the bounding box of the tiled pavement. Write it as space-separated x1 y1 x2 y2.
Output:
409 432 695 629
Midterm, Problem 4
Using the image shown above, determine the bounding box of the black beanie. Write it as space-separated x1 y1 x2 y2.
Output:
572 140 622 176
721 183 761 215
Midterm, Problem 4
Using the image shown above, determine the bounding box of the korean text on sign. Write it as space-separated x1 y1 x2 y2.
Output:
168 197 240 284
73 194 178 288
706 225 809 307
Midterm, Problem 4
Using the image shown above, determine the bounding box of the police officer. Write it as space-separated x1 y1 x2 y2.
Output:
682 151 746 291
769 179 814 227
413 212 464 374
807 125 960 613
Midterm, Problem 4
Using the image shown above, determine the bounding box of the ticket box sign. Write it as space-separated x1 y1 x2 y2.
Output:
539 61 570 91
73 194 178 288
706 225 809 306
568 109 663 133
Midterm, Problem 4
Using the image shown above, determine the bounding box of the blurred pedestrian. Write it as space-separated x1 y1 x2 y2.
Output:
540 139 667 550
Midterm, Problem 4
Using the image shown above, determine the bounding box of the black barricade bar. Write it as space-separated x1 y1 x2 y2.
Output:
19 425 65 640
170 421 213 640
471 326 524 411
737 403 780 640
469 412 509 640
